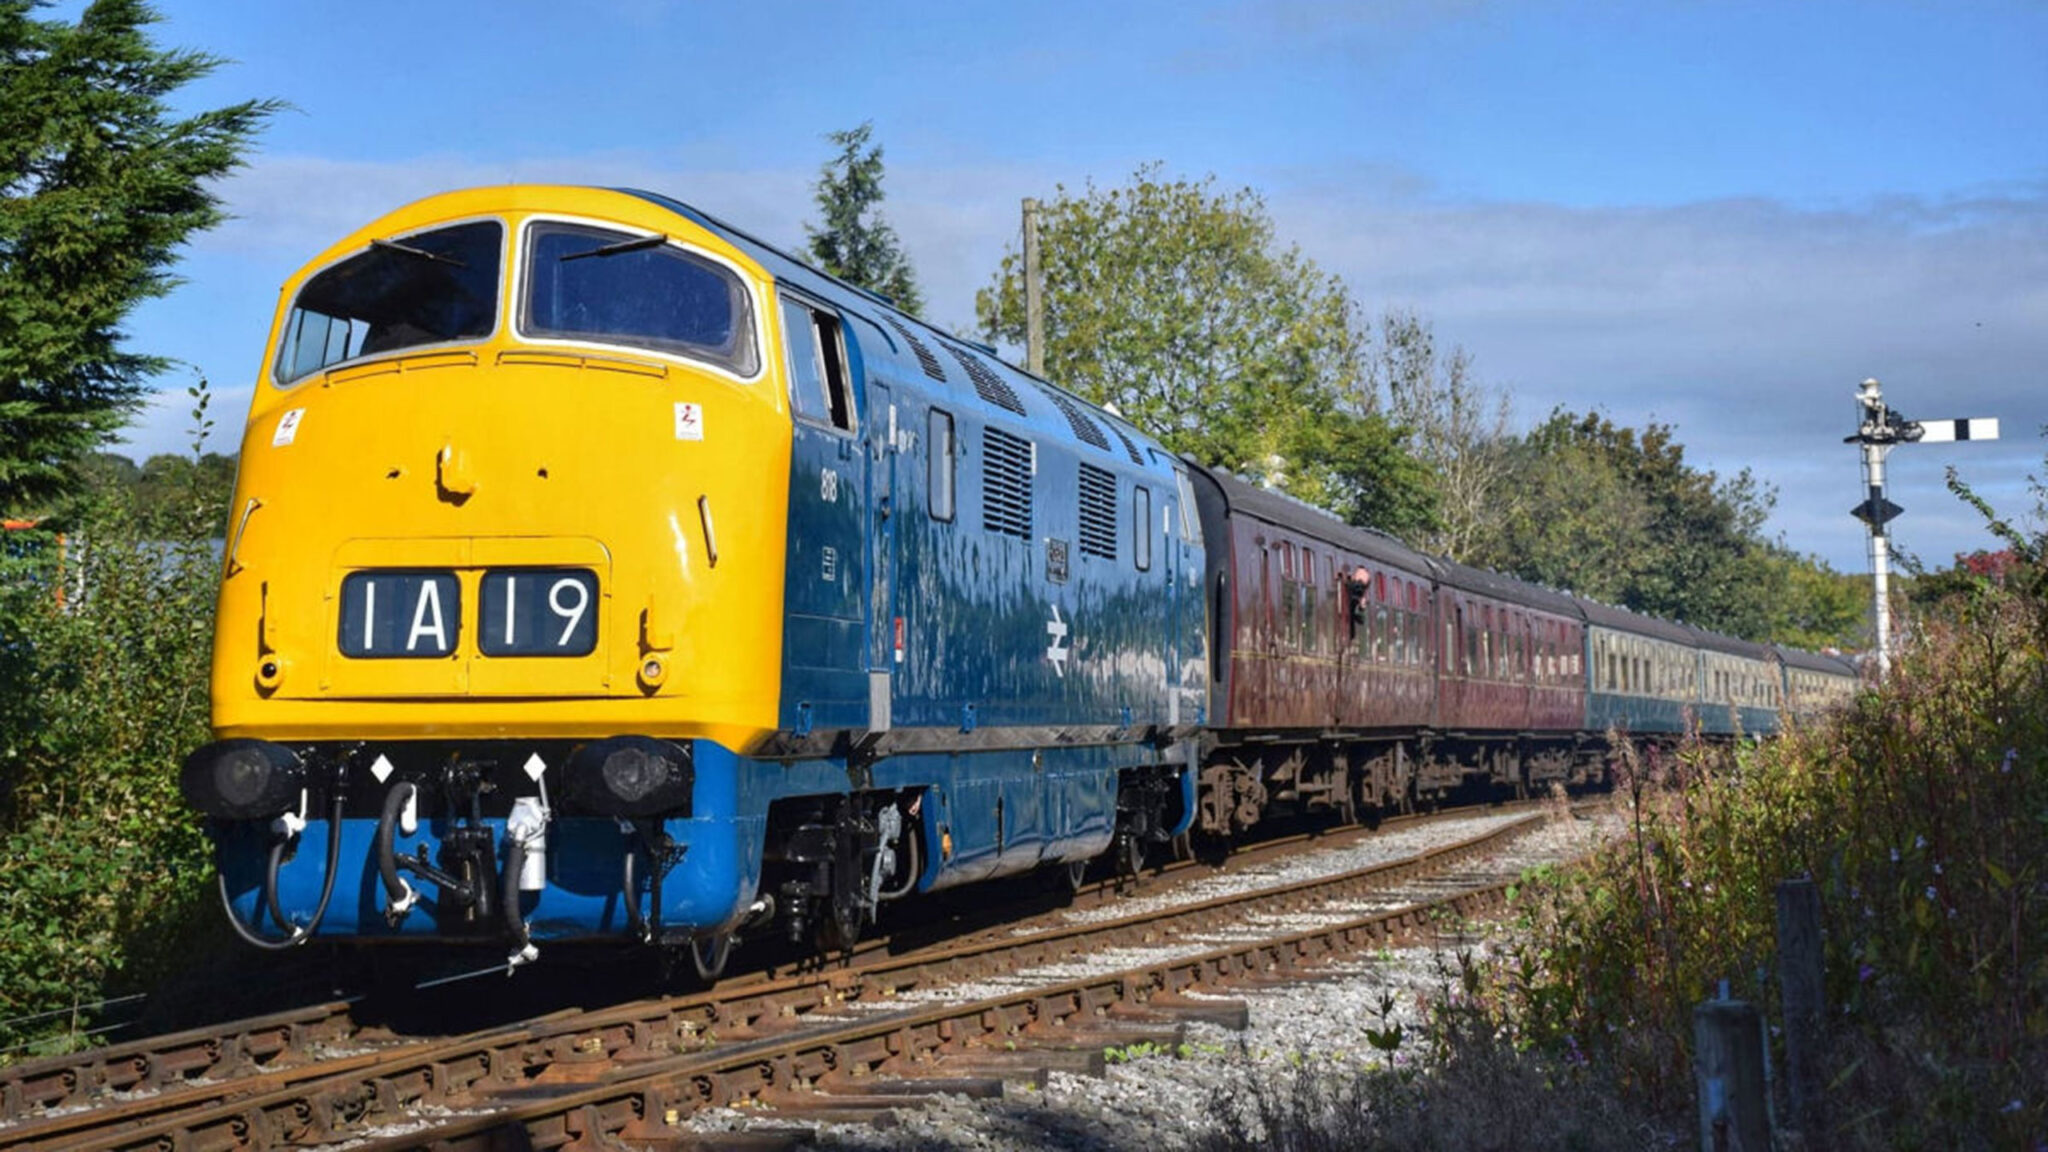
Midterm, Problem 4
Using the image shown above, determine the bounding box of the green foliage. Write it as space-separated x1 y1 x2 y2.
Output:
1762 547 1868 652
0 385 221 1058
78 448 236 538
803 121 922 316
1483 554 2048 1143
976 164 1437 541
0 0 275 515
1469 407 1852 643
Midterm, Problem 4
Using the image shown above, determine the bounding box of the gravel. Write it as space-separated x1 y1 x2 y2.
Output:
683 807 1624 1152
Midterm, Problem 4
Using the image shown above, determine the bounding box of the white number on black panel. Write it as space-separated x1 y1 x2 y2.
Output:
479 569 599 656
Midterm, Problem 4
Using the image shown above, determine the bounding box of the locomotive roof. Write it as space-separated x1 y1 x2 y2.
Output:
1200 467 1435 575
620 188 1170 474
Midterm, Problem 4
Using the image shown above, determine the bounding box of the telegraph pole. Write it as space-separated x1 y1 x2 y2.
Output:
1022 197 1044 376
1845 377 1999 678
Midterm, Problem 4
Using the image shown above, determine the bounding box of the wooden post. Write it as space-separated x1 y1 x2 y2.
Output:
1695 989 1771 1152
1022 197 1044 376
1777 878 1826 1146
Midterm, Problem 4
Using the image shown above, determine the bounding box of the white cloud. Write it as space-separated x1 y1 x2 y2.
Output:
137 151 2048 571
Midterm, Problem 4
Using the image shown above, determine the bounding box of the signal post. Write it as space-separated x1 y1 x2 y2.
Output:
1846 377 1998 678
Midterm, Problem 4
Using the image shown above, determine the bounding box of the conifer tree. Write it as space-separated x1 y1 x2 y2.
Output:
0 0 275 513
804 122 923 316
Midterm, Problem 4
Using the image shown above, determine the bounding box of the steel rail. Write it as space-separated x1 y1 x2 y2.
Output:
0 796 1552 1127
362 878 1528 1150
15 808 1557 1151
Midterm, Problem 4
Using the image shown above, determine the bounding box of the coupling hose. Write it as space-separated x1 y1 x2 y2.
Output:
221 792 343 951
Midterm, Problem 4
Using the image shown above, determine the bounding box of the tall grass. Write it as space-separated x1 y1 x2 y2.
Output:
1488 584 2046 1147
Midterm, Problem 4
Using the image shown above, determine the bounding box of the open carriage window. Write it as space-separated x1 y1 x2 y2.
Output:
278 219 503 384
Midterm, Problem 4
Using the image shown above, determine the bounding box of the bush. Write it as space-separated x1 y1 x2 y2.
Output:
0 401 223 1059
1485 582 2048 1146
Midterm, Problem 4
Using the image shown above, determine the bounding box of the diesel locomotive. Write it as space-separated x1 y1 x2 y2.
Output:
179 185 1858 977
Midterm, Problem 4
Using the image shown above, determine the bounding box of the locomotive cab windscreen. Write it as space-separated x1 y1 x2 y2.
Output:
276 220 504 382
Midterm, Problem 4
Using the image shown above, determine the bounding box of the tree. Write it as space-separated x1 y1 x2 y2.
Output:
804 122 922 316
0 0 275 516
1763 547 1868 651
1475 409 1786 638
1374 309 1513 560
976 165 1436 540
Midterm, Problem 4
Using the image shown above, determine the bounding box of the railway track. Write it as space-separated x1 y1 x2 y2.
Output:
0 801 1589 1151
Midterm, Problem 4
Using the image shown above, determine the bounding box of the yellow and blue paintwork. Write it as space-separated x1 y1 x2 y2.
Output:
207 185 1202 943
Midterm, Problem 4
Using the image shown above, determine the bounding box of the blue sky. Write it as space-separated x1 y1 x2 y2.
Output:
112 0 2048 574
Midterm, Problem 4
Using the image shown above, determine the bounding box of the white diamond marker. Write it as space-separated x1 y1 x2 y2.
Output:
523 753 547 782
371 754 394 783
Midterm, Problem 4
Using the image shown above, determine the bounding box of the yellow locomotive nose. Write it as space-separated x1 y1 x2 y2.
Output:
210 186 791 754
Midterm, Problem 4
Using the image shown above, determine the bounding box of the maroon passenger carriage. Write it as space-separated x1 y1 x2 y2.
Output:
1428 560 1589 796
1184 468 1594 838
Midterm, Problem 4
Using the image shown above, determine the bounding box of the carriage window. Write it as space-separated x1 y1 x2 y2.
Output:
1174 469 1202 543
927 408 955 521
778 296 854 432
523 223 759 377
277 219 504 384
1134 486 1152 571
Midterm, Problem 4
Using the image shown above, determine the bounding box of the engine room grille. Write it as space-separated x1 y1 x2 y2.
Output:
881 315 947 382
1109 423 1145 466
1078 463 1118 560
981 427 1034 539
943 342 1027 415
1040 387 1112 452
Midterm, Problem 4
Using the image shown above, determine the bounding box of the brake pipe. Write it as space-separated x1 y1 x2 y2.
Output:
222 790 343 951
376 782 421 924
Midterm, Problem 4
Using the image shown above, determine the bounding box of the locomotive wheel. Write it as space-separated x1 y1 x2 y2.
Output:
815 865 864 954
818 900 861 953
1062 857 1089 893
1117 832 1145 878
688 933 733 983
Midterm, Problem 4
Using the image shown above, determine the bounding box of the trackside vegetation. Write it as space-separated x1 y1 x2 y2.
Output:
1191 480 2045 1150
1481 470 2045 1147
0 390 223 1057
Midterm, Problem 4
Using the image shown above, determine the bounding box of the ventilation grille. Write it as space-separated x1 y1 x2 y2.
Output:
1109 423 1145 466
981 428 1033 539
1039 388 1110 451
1078 464 1118 560
881 315 946 382
942 342 1026 415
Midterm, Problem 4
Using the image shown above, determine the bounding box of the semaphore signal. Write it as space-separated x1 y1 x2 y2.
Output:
1845 377 1999 678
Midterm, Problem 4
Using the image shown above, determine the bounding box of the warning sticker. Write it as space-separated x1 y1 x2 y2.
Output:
272 408 305 447
674 402 704 441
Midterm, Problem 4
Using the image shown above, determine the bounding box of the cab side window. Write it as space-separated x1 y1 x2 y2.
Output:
1133 486 1153 571
928 408 956 522
782 295 853 432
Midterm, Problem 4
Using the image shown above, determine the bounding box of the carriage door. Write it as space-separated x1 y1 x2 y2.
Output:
1151 475 1180 725
779 293 868 734
1170 466 1206 726
863 372 895 733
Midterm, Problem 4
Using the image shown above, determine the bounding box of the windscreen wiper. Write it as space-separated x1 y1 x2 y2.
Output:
560 233 667 261
371 237 468 268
